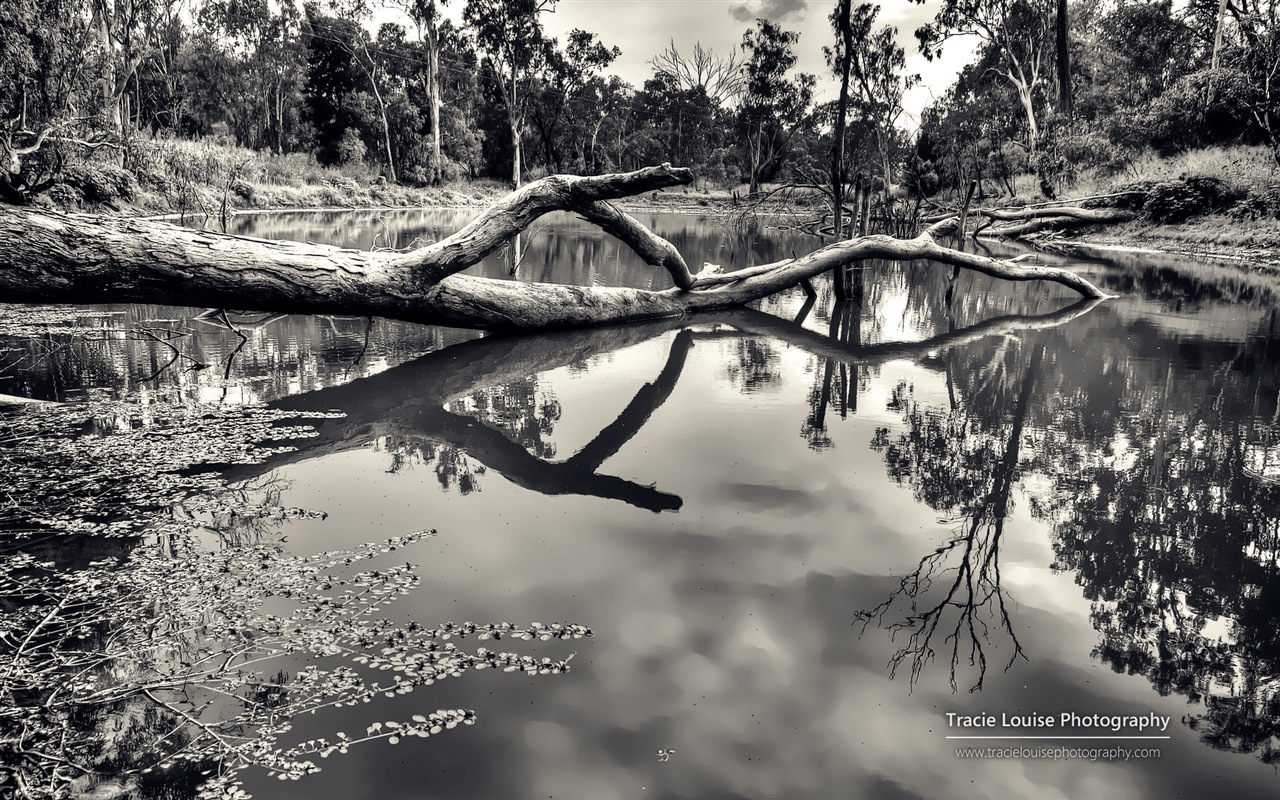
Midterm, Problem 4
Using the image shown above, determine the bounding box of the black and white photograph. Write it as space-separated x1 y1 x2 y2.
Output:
2 0 1279 798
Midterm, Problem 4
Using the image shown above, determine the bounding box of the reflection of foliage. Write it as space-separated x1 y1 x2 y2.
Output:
376 377 560 494
874 386 1004 513
1038 369 1280 763
0 532 590 799
377 436 488 495
859 347 1042 692
452 377 562 459
723 338 781 394
800 300 861 451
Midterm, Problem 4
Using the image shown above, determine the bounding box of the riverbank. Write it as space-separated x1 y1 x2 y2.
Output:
1044 217 1280 272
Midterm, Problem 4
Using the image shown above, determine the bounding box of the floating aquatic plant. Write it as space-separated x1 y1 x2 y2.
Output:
0 400 592 799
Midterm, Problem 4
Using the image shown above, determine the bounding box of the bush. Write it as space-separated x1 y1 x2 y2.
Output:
46 182 83 208
1144 176 1242 223
335 128 367 166
1230 183 1280 220
1134 69 1255 155
63 164 137 204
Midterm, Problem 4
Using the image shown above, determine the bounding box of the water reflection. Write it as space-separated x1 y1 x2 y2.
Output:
7 209 1280 797
858 281 1280 764
862 345 1044 692
205 300 1098 520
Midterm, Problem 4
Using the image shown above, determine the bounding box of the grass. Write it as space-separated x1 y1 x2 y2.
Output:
41 133 507 217
1107 144 1280 192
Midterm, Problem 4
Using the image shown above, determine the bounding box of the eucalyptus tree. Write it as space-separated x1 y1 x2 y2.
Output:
738 18 815 194
648 40 744 108
186 0 306 152
529 29 619 174
463 0 557 187
324 0 400 182
914 0 1056 155
845 3 916 210
395 0 446 183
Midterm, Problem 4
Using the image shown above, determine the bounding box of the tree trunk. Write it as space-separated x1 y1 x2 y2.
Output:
830 0 854 296
1056 0 1072 120
511 120 523 188
0 165 1110 334
1016 82 1039 154
427 21 443 185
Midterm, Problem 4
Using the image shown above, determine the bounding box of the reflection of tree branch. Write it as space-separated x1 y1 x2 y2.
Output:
858 345 1044 692
225 322 689 512
702 299 1101 367
221 303 1095 517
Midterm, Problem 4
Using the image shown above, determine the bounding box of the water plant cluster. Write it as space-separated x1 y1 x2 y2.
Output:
0 398 591 799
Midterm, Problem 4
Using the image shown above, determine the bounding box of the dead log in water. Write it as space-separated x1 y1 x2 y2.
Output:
0 165 1111 332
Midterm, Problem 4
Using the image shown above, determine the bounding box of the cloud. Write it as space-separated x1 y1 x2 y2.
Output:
728 0 808 24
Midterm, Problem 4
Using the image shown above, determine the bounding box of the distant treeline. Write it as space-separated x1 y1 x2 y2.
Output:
1 0 1277 205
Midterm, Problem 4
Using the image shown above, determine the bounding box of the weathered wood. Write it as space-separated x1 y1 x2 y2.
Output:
979 206 1137 238
0 165 1112 332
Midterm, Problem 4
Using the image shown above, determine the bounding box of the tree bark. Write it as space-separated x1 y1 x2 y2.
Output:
0 165 1110 333
974 205 1137 238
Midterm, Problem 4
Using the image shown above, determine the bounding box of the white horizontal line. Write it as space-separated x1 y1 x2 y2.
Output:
946 736 1170 740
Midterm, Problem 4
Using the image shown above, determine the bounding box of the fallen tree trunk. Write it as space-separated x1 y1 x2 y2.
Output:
974 205 1137 238
0 165 1110 332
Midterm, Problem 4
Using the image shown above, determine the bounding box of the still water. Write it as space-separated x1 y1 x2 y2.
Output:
3 209 1279 798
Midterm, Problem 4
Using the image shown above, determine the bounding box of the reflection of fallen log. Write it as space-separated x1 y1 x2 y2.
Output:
702 300 1102 365
222 321 687 512
219 302 1102 512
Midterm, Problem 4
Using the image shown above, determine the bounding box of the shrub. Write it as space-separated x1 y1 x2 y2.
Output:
1144 176 1242 223
46 182 83 208
63 164 137 204
1230 182 1280 220
229 178 256 203
335 128 367 166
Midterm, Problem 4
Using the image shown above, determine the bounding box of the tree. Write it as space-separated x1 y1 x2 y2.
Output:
914 0 1055 154
301 7 367 167
648 39 744 108
738 19 815 194
826 0 856 242
845 3 917 207
397 0 447 183
463 0 557 187
326 0 400 182
185 0 306 152
1056 0 1071 119
530 29 619 174
0 0 102 201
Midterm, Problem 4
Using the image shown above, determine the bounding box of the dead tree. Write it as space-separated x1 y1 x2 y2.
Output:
0 165 1109 332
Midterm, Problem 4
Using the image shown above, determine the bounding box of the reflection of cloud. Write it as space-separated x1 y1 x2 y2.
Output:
729 0 808 23
718 482 820 514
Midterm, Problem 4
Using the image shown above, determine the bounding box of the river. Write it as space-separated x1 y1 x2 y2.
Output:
2 208 1278 799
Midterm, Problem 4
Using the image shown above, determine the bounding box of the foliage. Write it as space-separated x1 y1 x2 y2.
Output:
0 399 591 799
0 0 101 201
737 19 815 195
1143 176 1242 224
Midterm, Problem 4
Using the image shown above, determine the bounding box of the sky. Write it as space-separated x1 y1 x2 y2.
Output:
413 0 979 129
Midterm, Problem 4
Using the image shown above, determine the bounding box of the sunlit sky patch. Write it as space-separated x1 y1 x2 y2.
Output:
376 0 979 129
